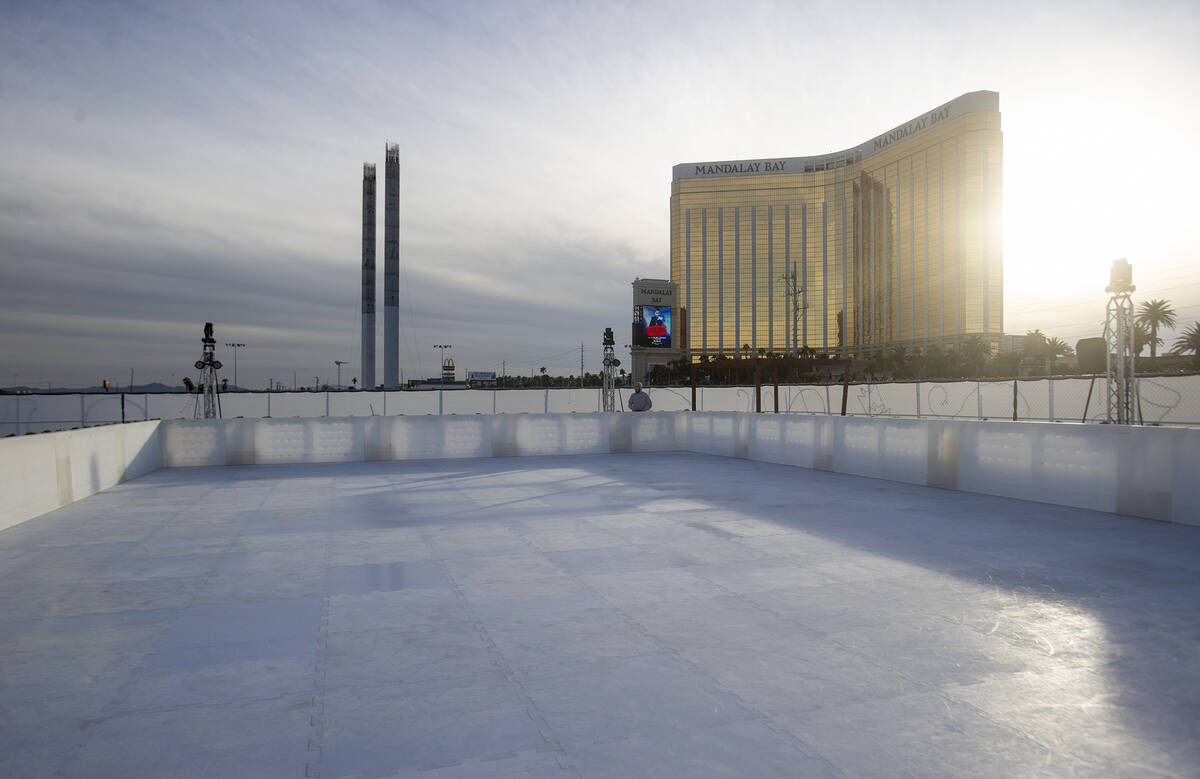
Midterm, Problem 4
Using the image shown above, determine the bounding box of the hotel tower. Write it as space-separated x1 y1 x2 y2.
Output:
670 90 1002 359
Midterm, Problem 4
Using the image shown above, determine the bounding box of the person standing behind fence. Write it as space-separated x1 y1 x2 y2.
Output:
629 383 652 412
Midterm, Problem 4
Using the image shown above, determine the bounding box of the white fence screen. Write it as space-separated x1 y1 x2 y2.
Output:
4 375 1199 436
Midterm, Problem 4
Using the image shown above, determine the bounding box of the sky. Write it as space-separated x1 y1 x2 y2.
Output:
1 0 1198 389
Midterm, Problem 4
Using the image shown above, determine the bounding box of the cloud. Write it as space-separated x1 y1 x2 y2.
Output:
1 0 1199 387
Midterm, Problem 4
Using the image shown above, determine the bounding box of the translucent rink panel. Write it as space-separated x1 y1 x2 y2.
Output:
629 414 682 450
746 415 820 467
254 420 317 464
688 412 740 457
390 416 491 459
162 420 227 467
512 414 608 455
837 418 929 484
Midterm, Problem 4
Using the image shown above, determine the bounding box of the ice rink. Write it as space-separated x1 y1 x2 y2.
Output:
2 452 1198 777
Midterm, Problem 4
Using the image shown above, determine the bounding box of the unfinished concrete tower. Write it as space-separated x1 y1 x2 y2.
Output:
360 163 377 389
384 143 400 389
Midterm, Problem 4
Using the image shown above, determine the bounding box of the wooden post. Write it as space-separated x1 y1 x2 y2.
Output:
754 359 762 413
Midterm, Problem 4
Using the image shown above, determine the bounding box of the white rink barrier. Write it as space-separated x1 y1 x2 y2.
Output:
161 413 687 468
0 421 162 531
5 413 1196 528
711 413 1199 526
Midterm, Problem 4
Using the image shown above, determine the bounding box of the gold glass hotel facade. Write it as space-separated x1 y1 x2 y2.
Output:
670 91 1002 359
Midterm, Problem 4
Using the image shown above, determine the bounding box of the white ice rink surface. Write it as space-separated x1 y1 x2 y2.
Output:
2 452 1199 777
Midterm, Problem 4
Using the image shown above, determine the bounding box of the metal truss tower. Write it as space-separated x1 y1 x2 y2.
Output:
383 143 400 389
361 163 376 390
602 327 618 412
193 322 223 419
1104 258 1137 424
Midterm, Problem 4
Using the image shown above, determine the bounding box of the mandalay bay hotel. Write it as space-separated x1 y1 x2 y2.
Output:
670 90 1002 360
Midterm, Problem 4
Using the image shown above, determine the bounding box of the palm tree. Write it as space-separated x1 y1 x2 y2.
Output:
1023 329 1048 358
1171 322 1200 357
1136 299 1177 360
887 345 913 379
1045 337 1073 374
1133 324 1153 357
959 335 991 377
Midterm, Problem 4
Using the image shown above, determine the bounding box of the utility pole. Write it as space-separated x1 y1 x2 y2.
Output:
782 263 805 358
580 343 585 387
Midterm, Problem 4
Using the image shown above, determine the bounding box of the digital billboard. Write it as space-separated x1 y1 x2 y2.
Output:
634 305 672 348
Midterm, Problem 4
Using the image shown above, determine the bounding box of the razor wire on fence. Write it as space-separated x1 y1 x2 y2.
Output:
3 375 1200 436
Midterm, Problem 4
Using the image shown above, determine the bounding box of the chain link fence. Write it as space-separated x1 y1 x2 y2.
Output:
4 375 1199 436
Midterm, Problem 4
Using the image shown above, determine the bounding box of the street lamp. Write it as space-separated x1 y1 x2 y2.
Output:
225 343 246 390
334 360 349 390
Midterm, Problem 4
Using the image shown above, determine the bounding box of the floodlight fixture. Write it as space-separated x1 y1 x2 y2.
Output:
1107 258 1135 294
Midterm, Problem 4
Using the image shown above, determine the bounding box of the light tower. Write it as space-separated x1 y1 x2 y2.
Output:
361 163 376 389
193 322 223 419
224 342 245 390
1104 258 1137 424
383 143 400 389
601 327 619 412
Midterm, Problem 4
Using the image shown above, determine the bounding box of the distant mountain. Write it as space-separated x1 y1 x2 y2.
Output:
1 382 188 394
